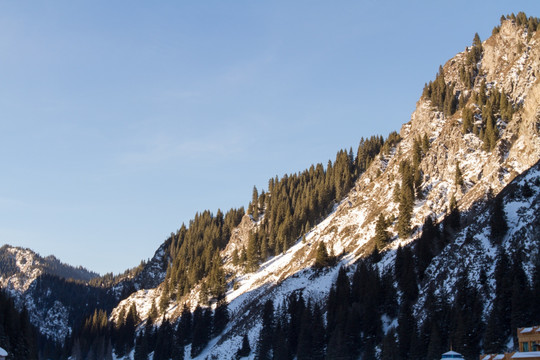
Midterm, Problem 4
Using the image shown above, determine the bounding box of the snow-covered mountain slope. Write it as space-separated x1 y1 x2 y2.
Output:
0 240 172 342
107 240 171 298
0 245 98 293
187 159 540 359
107 18 540 359
414 159 540 318
0 245 102 341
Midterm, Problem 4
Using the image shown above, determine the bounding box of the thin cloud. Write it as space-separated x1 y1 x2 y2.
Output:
117 131 245 167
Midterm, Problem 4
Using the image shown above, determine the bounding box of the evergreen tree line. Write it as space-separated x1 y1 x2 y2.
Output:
237 136 388 271
492 13 540 40
254 292 327 360
424 32 518 153
0 290 38 360
463 82 514 151
392 135 430 241
423 33 484 117
133 300 228 360
66 298 229 360
253 242 540 360
423 65 458 117
253 185 538 360
160 207 245 309
423 30 512 147
88 259 147 289
252 261 397 360
30 274 117 331
457 32 483 91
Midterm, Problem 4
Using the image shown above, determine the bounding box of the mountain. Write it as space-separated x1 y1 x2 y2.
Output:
104 14 540 359
0 245 98 292
0 245 104 341
1 13 540 360
0 240 173 345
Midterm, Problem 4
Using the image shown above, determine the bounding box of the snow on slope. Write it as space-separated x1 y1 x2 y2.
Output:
191 20 540 358
0 246 45 293
415 160 540 322
110 19 540 359
0 245 100 341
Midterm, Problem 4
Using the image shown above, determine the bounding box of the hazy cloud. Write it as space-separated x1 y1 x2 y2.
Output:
117 131 245 167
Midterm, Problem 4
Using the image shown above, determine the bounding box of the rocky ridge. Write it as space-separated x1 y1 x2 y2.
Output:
134 18 540 358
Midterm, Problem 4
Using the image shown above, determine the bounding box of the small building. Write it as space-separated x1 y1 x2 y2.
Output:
518 326 540 352
0 347 7 359
442 350 465 359
480 326 540 360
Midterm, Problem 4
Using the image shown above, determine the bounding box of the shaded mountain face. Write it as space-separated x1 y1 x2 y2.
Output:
0 242 170 342
0 245 101 340
1 15 540 359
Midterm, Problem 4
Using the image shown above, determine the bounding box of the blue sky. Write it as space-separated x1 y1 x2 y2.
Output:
0 1 538 275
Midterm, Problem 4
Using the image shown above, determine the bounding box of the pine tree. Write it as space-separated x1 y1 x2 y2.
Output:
468 33 483 65
251 186 259 221
483 306 505 354
313 242 330 269
232 248 240 266
148 302 158 324
159 280 170 313
455 162 464 187
415 216 439 278
208 251 226 299
213 295 229 336
311 303 326 360
154 320 173 360
256 299 274 360
398 301 416 359
426 322 443 360
296 302 313 360
446 194 460 231
381 329 399 360
443 83 457 116
478 79 487 105
422 133 430 154
373 213 390 250
239 245 247 267
246 232 260 271
500 90 513 121
71 339 83 360
395 245 418 302
398 161 414 239
191 306 212 358
177 304 192 346
134 333 149 360
490 195 508 244
393 183 401 203
483 105 499 151
531 259 540 325
272 315 289 360
510 259 531 345
412 137 422 168
236 334 251 359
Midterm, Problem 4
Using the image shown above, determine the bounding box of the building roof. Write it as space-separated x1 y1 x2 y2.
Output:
0 347 7 356
519 326 540 334
442 351 464 359
512 352 540 358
